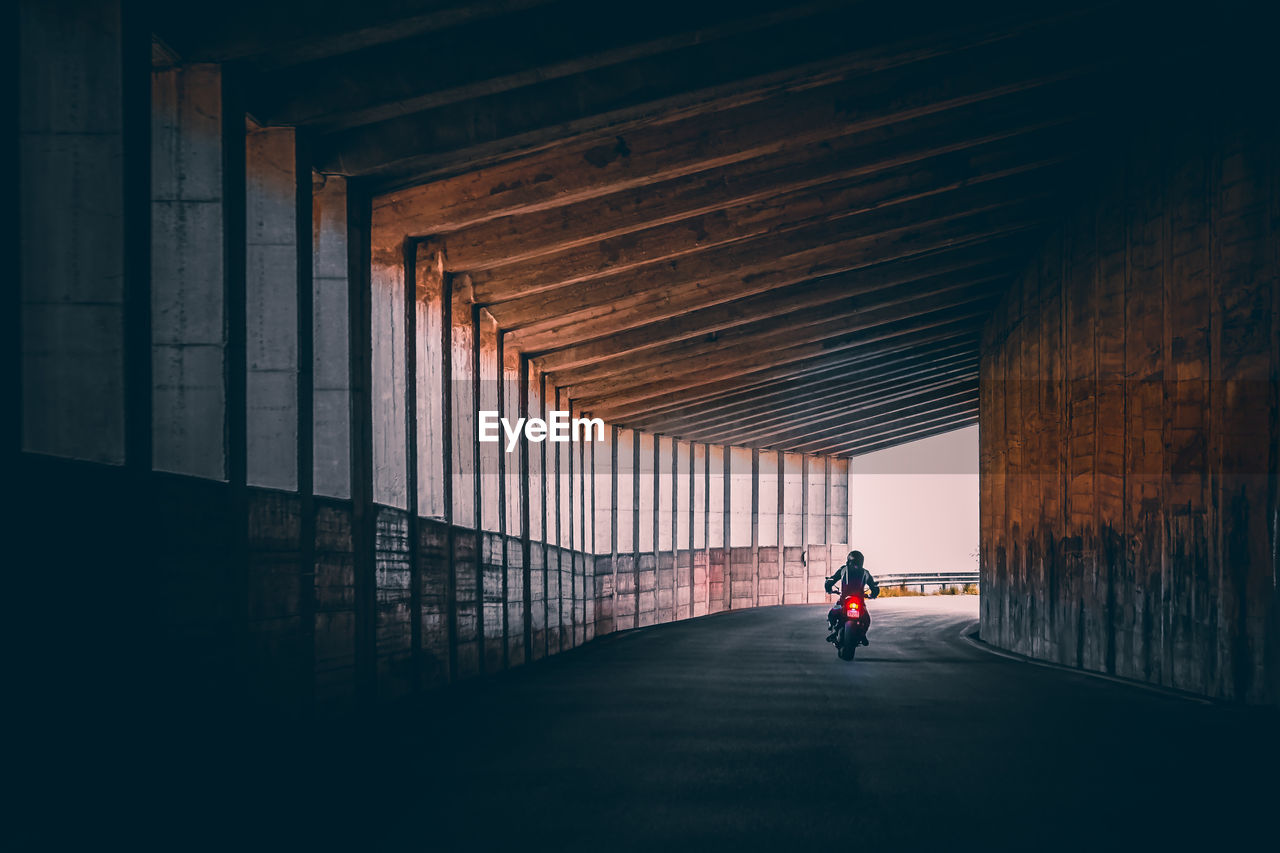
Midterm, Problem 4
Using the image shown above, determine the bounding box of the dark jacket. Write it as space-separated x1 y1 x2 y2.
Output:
825 564 879 598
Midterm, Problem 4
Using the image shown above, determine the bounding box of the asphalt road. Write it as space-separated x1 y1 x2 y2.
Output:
164 597 1276 849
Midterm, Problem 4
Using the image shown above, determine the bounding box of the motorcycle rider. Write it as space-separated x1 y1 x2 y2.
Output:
824 550 879 646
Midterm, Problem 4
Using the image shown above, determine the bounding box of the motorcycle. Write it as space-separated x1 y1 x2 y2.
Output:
829 593 868 661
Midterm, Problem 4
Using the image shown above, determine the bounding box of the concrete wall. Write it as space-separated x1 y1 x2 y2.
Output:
979 111 1279 704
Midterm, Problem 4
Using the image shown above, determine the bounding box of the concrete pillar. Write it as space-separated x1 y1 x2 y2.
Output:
758 450 778 547
648 432 661 625
370 231 406 508
801 453 809 579
782 452 803 546
151 63 232 480
244 126 300 491
501 339 522 663
583 425 594 641
19 0 133 464
827 456 850 546
413 243 445 517
613 428 633 628
708 445 725 548
605 426 619 632
750 448 760 607
478 310 500 533
777 452 788 602
312 177 352 499
697 443 709 616
679 441 692 618
723 445 735 610
806 455 826 544
632 430 642 627
450 277 475 528
658 436 674 552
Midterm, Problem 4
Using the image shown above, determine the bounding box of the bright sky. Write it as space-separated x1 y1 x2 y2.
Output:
848 424 978 575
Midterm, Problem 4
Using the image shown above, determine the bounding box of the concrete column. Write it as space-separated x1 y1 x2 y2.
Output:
370 230 406 508
722 445 732 610
806 455 826 544
478 310 500 533
584 425 594 641
650 433 662 624
556 387 569 646
609 426 619 632
681 441 693 618
473 305 488 669
19 0 133 464
801 453 809 577
151 63 232 480
665 435 675 622
613 428 632 629
312 177 352 499
565 394 576 646
708 444 725 548
518 356 533 659
750 448 760 607
450 277 475 528
705 443 723 612
777 452 786 602
827 456 850 546
244 126 300 490
414 243 446 517
632 430 642 628
782 452 803 546
696 443 708 616
501 339 520 664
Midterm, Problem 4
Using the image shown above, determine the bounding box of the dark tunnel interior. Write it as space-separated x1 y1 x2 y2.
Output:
12 0 1279 845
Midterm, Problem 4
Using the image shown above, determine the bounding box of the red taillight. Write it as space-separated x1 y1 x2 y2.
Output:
846 600 860 614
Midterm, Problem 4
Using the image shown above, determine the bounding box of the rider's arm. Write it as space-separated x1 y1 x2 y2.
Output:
823 568 843 594
865 570 880 598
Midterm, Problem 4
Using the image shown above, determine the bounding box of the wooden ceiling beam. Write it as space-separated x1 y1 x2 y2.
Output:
733 382 979 447
259 1 866 131
530 245 1013 372
787 399 980 453
597 324 980 423
551 276 1001 388
827 414 980 457
564 290 994 403
154 1 558 68
471 145 1073 302
670 355 979 441
448 96 1083 274
499 193 1045 350
581 309 988 417
623 344 977 435
356 18 1106 197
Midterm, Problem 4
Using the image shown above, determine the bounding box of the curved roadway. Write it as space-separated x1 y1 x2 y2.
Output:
195 598 1277 849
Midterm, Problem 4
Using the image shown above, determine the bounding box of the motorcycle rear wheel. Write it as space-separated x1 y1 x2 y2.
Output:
837 624 857 661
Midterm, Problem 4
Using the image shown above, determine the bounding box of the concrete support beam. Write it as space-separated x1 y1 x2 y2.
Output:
312 177 352 498
245 126 301 490
19 0 133 464
827 457 850 546
151 63 234 480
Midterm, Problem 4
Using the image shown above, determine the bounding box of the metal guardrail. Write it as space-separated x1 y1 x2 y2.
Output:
876 571 980 588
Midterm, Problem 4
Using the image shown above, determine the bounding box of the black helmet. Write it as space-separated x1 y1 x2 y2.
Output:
847 550 864 567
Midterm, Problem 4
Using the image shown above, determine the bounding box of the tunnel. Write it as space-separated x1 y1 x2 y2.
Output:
14 0 1279 846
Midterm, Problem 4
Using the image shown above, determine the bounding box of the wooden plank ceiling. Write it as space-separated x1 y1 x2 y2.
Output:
153 0 1180 455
